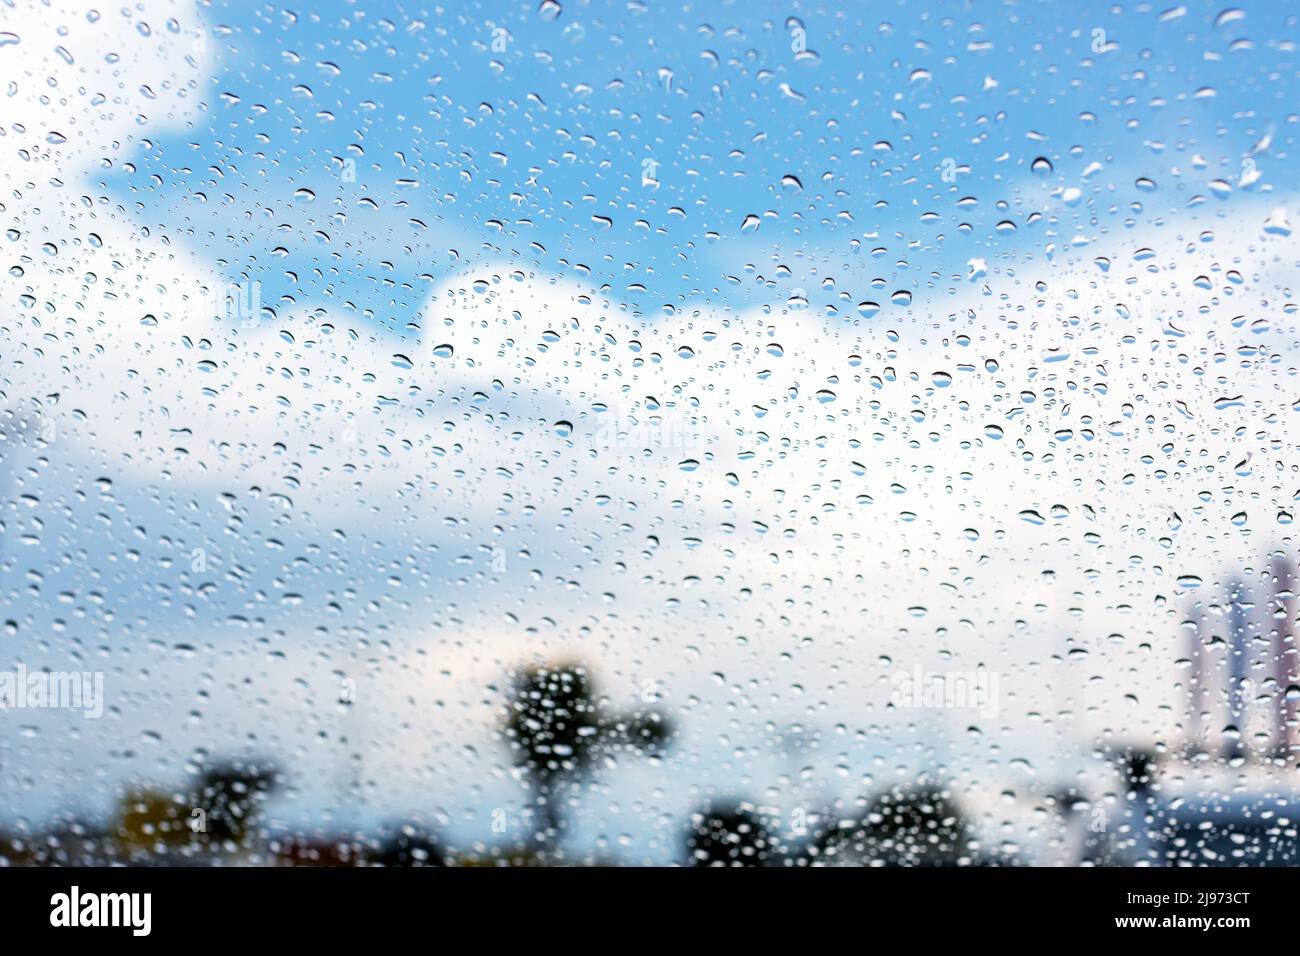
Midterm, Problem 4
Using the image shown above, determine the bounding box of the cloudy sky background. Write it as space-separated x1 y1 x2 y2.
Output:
1 0 1297 862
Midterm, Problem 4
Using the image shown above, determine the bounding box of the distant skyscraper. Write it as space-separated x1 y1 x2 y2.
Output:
1271 556 1297 760
1224 580 1250 760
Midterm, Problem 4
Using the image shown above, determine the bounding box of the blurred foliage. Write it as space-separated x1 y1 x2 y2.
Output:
814 784 976 866
114 788 194 851
502 661 672 854
371 825 445 867
685 801 778 867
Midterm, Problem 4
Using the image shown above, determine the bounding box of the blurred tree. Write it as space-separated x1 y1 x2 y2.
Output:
501 661 671 858
1119 748 1157 796
370 825 445 867
814 783 975 866
192 759 279 852
684 801 777 867
114 788 193 854
110 760 278 862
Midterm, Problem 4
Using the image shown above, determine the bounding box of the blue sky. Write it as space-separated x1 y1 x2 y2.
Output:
111 0 1294 330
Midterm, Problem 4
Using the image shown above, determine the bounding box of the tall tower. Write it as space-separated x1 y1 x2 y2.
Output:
1271 555 1297 761
1224 579 1250 761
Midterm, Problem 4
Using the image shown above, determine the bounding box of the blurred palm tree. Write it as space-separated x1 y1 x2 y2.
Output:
501 661 671 859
